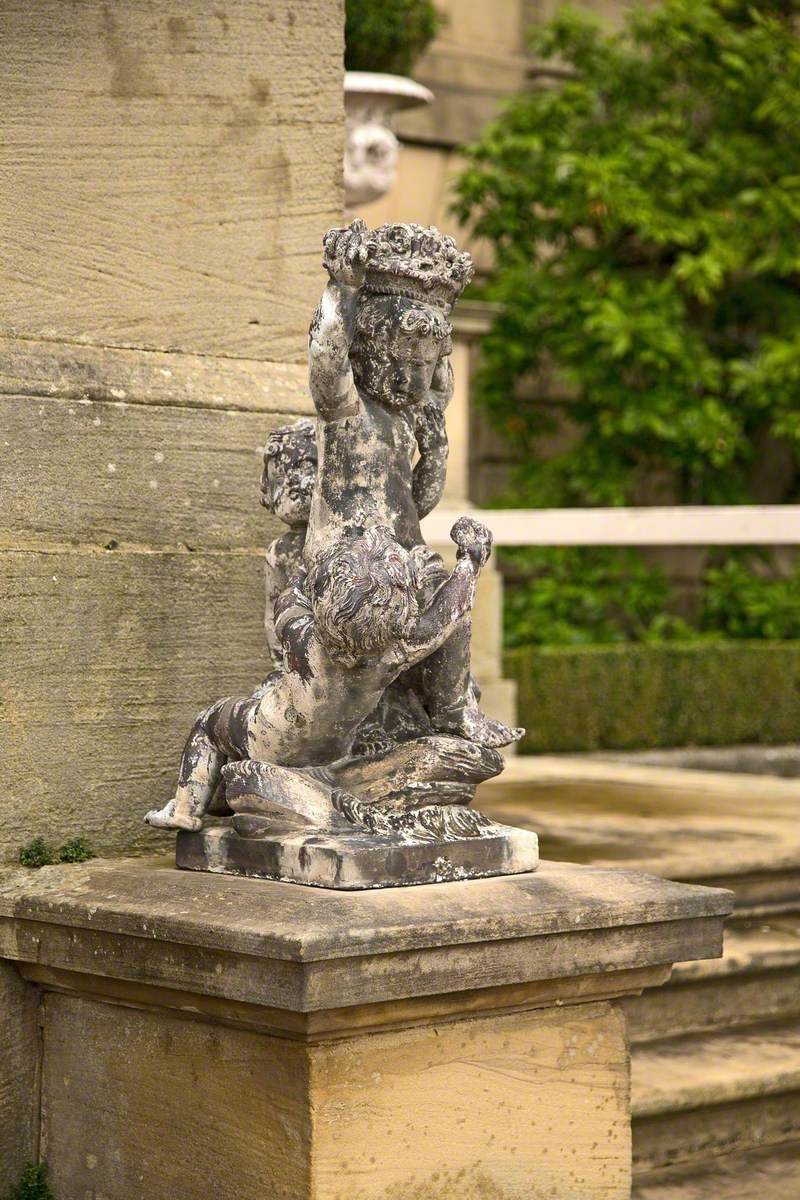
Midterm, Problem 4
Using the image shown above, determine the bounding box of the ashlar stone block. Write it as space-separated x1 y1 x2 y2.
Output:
38 992 629 1200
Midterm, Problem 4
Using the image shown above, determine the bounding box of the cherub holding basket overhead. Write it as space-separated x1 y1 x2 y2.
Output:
306 219 522 750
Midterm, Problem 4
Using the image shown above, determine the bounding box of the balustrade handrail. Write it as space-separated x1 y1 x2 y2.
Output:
422 505 800 546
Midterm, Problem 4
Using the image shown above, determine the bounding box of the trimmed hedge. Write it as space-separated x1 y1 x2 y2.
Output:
504 641 800 754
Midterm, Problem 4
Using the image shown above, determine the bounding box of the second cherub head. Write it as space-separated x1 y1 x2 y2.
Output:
260 418 318 529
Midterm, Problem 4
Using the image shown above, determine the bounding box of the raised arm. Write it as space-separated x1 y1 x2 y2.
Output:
308 281 358 421
263 539 289 663
401 517 492 665
308 220 368 422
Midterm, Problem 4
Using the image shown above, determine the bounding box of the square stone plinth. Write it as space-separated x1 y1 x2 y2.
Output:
175 820 539 888
0 856 732 1200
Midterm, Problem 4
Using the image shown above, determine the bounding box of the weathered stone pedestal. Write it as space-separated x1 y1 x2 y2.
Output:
0 856 731 1199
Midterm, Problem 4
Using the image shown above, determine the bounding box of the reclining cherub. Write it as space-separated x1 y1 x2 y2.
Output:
145 516 494 831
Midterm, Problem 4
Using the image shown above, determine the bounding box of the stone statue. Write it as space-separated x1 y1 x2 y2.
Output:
146 220 538 889
343 74 433 210
343 119 398 210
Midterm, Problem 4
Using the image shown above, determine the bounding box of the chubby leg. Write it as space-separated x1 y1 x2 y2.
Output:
145 700 231 831
408 545 523 749
420 618 523 749
223 759 348 835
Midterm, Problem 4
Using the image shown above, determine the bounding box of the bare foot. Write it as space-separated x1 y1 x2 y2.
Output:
433 706 525 749
144 799 202 832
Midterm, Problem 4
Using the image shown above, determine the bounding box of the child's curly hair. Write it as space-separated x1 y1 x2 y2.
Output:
353 294 452 348
308 526 419 664
263 417 316 465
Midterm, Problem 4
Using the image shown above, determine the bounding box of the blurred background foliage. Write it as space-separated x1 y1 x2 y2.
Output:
454 0 800 647
501 547 800 646
344 0 443 74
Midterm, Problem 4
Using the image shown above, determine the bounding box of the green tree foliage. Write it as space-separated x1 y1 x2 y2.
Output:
345 0 443 75
454 1 800 509
5 1164 55 1200
501 546 800 647
702 554 800 637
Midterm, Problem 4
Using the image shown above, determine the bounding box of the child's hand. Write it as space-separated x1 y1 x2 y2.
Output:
323 219 369 288
429 356 454 407
414 401 448 456
450 516 493 569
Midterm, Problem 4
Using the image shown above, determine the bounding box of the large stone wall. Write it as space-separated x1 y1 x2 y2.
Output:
0 0 344 862
0 0 342 360
0 960 38 1180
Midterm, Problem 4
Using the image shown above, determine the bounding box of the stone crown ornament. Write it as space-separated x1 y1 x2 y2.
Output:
362 223 474 311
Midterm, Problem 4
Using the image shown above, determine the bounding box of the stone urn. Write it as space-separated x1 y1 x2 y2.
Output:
343 71 433 210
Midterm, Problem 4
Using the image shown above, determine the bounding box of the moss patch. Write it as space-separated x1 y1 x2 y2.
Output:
5 1163 54 1200
19 836 95 869
506 641 800 753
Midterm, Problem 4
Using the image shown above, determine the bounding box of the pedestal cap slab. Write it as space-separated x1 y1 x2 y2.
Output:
0 855 732 1022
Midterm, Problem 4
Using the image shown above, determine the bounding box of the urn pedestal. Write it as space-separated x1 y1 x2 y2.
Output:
344 72 433 210
0 856 731 1199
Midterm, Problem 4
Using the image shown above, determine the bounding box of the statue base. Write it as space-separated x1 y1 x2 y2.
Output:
175 820 539 890
0 856 732 1200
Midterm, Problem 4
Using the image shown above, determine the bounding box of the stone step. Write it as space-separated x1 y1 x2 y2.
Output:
632 1140 800 1200
479 759 800 1185
478 755 800 914
626 915 800 1041
632 1018 800 1174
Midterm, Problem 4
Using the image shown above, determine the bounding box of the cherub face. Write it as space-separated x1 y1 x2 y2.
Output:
351 296 452 411
261 421 317 528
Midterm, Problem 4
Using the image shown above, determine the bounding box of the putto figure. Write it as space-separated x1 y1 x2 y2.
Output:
306 219 522 749
145 518 493 832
